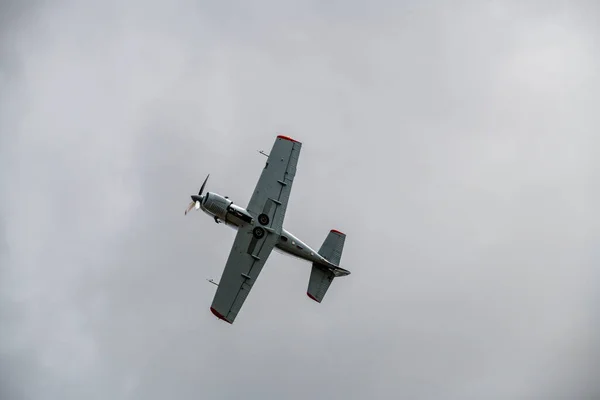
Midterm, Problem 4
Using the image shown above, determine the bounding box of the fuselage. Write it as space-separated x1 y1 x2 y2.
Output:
197 191 334 268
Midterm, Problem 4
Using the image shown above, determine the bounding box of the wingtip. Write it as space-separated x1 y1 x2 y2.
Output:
277 134 301 144
210 307 233 324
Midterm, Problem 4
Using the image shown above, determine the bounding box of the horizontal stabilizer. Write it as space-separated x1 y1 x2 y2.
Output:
307 230 349 303
319 229 345 266
307 264 335 303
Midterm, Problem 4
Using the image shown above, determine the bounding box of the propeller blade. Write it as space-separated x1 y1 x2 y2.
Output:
198 174 210 195
185 201 195 215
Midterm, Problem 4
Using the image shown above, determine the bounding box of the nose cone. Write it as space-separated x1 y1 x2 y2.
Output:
191 194 203 203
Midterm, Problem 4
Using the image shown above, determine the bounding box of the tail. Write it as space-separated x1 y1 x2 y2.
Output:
307 230 350 303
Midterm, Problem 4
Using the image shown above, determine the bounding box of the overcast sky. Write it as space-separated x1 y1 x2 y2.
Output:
1 1 600 399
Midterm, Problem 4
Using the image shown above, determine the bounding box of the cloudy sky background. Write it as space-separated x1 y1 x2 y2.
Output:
1 1 599 399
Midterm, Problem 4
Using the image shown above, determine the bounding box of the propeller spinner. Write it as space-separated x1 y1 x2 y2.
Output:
185 174 210 215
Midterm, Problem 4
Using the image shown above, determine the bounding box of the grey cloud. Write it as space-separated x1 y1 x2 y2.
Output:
1 1 600 399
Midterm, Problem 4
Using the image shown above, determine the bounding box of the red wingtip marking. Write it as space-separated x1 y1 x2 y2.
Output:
277 134 300 143
331 229 345 235
210 307 232 324
307 292 320 302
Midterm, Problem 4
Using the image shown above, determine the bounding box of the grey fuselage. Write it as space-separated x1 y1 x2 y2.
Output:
194 191 334 268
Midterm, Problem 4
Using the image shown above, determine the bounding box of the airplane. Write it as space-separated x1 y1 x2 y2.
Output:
184 135 350 324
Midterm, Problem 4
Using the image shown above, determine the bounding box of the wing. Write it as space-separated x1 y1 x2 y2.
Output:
210 222 278 324
210 135 302 324
246 135 302 234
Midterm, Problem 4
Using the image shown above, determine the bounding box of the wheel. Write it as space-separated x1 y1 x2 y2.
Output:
258 213 270 225
253 227 265 239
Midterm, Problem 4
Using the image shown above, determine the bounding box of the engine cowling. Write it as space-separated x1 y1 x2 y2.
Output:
202 192 254 227
225 203 254 226
202 192 232 220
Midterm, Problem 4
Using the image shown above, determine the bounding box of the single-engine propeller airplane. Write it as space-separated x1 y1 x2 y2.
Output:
185 135 350 324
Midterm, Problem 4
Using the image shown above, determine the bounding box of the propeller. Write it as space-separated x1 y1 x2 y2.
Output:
185 174 210 215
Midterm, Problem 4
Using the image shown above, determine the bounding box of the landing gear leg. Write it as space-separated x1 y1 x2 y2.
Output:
214 216 220 224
